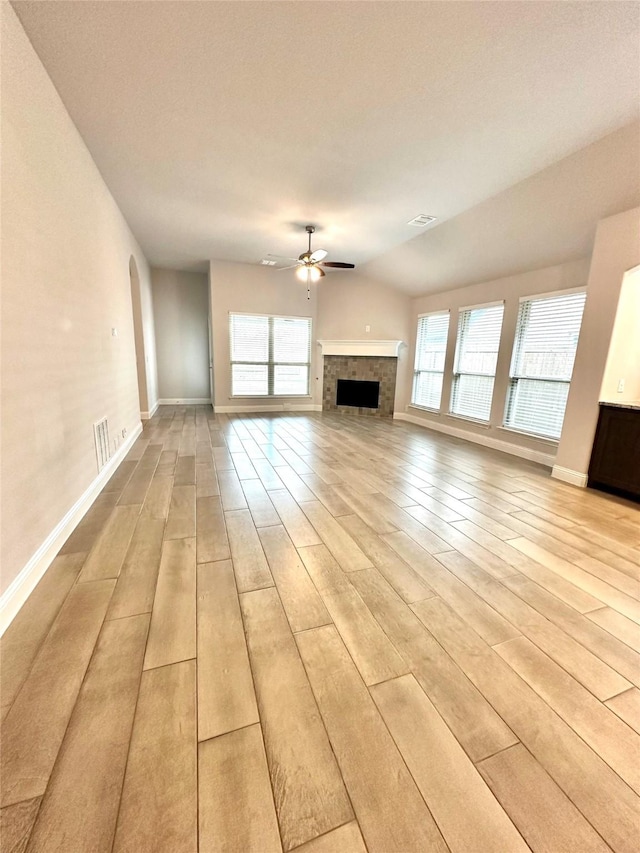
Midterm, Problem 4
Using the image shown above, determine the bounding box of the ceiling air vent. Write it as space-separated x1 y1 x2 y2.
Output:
407 214 437 227
260 259 276 266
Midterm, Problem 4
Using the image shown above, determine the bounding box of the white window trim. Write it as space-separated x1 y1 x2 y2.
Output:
409 403 442 414
502 288 586 440
457 299 504 312
417 309 449 319
517 285 586 303
411 310 450 411
230 310 310 322
450 301 505 422
230 394 314 400
447 412 491 429
497 425 559 444
229 311 312 398
408 403 443 415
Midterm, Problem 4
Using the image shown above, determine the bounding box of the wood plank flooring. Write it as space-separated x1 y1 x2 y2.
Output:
1 406 639 852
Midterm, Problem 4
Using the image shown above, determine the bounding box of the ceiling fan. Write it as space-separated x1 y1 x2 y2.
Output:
267 225 355 297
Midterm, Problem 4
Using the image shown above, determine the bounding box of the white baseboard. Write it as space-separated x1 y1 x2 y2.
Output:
215 403 322 414
157 398 212 406
0 421 143 637
394 411 556 468
141 400 159 420
551 465 587 487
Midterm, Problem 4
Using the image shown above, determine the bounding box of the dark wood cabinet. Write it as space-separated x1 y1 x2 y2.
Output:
588 404 640 502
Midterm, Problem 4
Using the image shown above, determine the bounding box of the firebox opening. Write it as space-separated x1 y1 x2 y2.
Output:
336 378 380 409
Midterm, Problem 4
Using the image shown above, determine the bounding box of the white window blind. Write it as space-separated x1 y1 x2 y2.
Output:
451 303 504 421
504 290 586 439
230 313 311 397
411 311 449 410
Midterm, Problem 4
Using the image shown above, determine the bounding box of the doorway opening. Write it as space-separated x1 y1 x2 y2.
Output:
129 256 149 416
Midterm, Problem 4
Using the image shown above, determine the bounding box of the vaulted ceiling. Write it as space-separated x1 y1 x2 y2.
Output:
12 1 640 293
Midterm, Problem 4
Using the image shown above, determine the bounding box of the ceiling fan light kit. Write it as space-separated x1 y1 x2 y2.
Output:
267 225 355 299
296 264 323 283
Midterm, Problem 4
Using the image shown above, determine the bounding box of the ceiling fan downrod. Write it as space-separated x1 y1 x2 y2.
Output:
301 225 315 263
304 226 315 298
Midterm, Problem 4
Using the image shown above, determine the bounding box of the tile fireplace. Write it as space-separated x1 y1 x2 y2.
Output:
318 340 403 418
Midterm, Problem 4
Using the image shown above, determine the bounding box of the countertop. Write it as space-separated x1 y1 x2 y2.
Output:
599 400 640 411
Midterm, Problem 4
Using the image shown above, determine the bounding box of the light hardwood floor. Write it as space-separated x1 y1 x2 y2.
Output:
1 406 639 852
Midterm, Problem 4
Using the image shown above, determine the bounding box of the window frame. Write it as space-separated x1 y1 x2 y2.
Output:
411 310 450 412
229 311 312 398
450 300 505 423
503 287 586 441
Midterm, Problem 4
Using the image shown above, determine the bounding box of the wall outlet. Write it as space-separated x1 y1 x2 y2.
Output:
618 378 625 393
365 325 371 333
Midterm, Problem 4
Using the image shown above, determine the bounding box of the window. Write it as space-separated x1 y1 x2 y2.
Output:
451 302 505 421
411 311 449 410
504 290 586 439
230 313 311 397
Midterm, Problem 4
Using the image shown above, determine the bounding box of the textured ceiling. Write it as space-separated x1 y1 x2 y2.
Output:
12 1 640 292
362 122 640 294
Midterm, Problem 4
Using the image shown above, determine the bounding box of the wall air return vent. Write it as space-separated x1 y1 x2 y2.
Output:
93 417 110 471
407 214 437 227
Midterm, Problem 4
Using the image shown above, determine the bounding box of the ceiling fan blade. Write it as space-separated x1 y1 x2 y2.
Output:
321 262 355 269
267 254 301 263
310 248 328 263
277 264 301 271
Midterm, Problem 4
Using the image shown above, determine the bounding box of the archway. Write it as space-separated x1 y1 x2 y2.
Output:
129 256 149 415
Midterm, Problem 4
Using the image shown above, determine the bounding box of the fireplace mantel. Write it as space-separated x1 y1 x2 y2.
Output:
318 339 403 358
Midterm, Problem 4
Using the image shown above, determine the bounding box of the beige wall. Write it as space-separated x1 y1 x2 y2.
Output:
600 266 640 403
555 207 640 478
316 273 412 411
1 5 150 595
403 258 591 460
209 261 319 410
208 263 411 413
152 268 210 401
